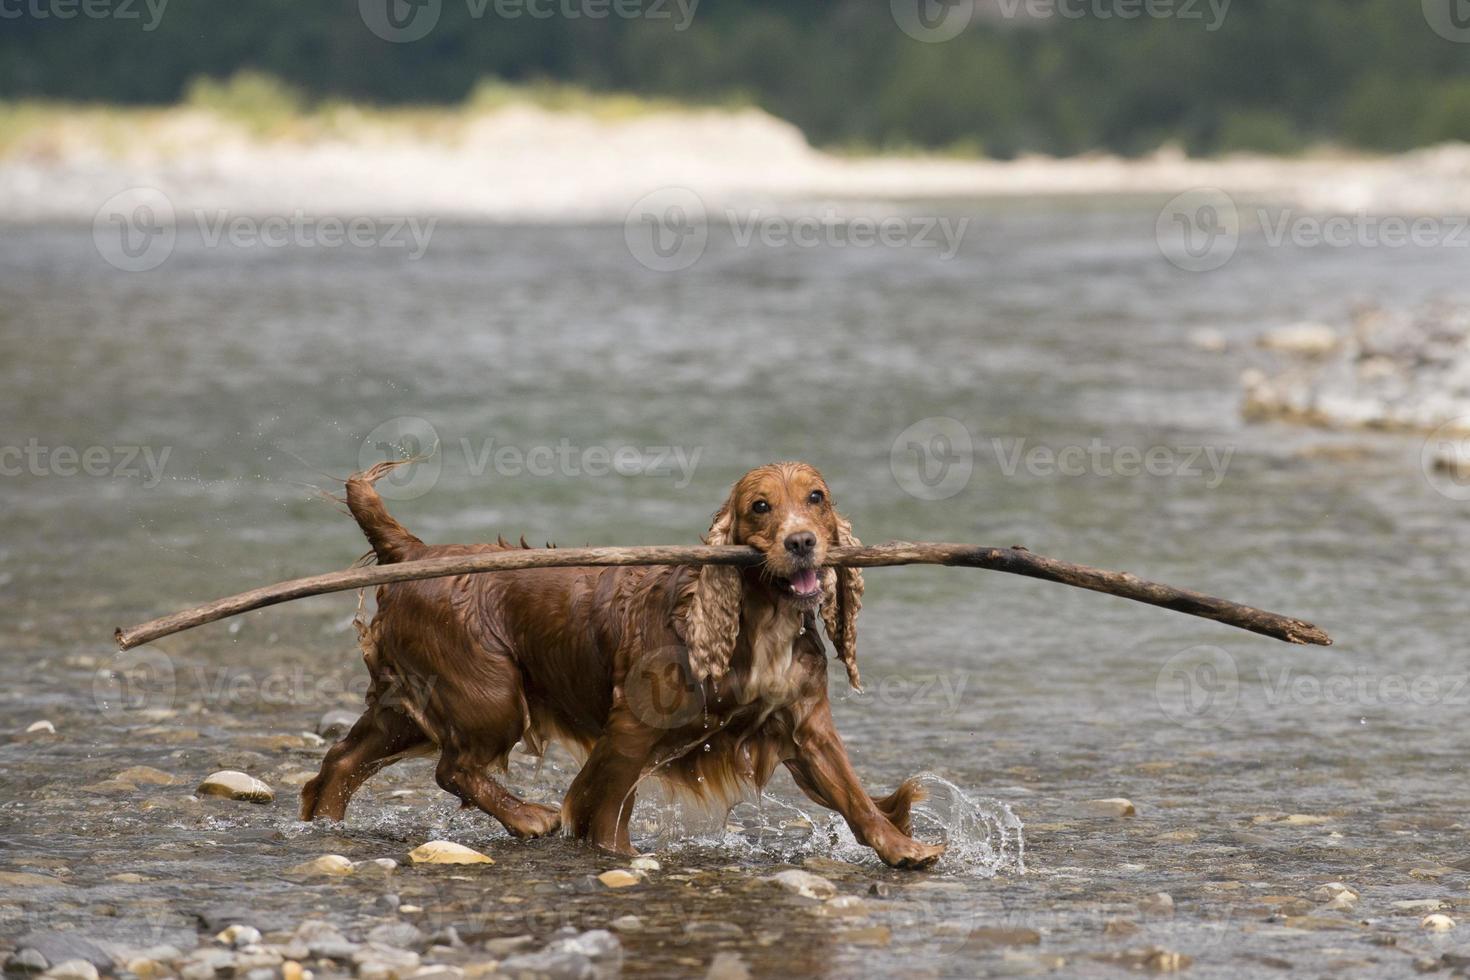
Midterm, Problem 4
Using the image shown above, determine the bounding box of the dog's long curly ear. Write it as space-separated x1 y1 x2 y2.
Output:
821 512 865 690
686 503 743 684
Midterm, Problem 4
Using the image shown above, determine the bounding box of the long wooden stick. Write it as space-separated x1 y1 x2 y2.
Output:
114 542 1332 651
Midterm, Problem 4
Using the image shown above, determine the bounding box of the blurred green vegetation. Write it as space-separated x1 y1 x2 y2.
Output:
1 0 1466 157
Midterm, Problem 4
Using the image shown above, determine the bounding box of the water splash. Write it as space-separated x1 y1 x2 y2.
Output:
634 772 1024 877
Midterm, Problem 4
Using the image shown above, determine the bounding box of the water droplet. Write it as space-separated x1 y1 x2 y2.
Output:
703 743 711 752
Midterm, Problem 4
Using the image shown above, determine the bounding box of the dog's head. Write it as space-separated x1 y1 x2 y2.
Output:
686 462 864 689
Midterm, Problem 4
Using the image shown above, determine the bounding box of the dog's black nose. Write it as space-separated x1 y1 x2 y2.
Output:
784 531 817 558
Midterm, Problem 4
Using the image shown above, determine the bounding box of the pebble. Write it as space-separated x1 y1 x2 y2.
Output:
6 949 48 975
1140 892 1175 917
216 924 263 947
317 709 358 740
368 922 425 949
546 930 620 960
408 841 493 865
1423 914 1456 932
280 963 306 980
496 950 594 980
704 952 751 980
196 770 275 804
1259 322 1339 355
629 856 660 872
1075 798 1136 818
596 869 641 889
13 932 113 973
41 961 98 980
1310 882 1359 902
482 936 536 957
115 765 177 786
290 855 355 877
353 945 420 980
766 869 838 900
609 916 643 933
25 720 56 734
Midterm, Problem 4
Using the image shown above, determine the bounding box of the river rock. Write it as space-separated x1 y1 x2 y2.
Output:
1423 914 1456 932
13 932 113 973
353 944 419 980
5 949 48 975
25 720 56 734
291 855 355 877
115 765 177 786
496 949 594 980
704 952 751 980
767 869 837 900
1243 302 1470 432
629 856 660 872
1140 892 1175 917
317 710 358 740
368 922 424 949
1310 882 1359 903
408 841 493 865
1259 322 1339 355
1076 798 1135 818
596 870 641 889
609 916 643 933
196 770 274 803
547 930 619 960
216 924 263 947
40 961 98 980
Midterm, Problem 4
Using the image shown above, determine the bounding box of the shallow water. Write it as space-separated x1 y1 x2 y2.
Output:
3 203 1470 977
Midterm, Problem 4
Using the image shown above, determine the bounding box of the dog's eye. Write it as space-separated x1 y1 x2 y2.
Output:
751 500 770 514
807 490 825 505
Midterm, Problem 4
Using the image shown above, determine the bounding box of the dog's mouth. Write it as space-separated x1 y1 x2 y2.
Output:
780 566 824 607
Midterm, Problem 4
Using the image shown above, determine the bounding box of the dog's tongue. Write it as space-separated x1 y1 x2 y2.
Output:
790 568 820 595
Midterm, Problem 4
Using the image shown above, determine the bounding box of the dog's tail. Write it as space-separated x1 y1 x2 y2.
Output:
346 460 424 564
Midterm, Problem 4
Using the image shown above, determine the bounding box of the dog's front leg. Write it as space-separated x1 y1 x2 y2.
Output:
563 706 660 856
787 701 945 870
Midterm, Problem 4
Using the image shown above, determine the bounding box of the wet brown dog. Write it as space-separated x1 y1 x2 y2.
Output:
301 460 945 869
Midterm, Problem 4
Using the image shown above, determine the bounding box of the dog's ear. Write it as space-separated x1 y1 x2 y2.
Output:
686 501 742 684
821 511 865 690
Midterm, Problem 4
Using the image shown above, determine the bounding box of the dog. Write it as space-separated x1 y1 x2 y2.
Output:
301 460 945 869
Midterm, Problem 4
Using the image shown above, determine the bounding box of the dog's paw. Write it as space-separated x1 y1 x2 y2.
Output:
877 837 946 870
506 802 563 839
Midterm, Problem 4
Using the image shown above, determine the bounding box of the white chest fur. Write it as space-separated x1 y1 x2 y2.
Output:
738 599 805 710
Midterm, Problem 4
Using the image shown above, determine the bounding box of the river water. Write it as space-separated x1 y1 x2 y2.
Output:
3 201 1469 977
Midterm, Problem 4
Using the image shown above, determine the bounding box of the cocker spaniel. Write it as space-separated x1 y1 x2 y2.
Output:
301 460 945 869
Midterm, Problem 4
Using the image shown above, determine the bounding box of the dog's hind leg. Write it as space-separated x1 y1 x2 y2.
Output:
301 706 429 822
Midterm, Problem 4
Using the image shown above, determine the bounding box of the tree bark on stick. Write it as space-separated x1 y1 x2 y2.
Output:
114 542 1332 651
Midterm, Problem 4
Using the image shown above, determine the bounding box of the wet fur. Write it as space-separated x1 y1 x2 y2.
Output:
301 460 945 868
